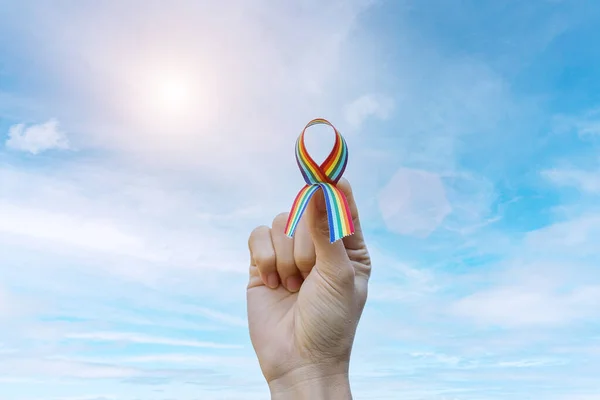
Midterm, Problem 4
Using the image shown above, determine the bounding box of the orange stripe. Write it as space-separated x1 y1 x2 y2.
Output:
340 188 353 234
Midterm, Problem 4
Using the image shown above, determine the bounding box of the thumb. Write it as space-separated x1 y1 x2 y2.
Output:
305 188 355 287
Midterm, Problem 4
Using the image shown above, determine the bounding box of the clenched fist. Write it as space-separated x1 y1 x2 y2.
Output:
246 178 371 399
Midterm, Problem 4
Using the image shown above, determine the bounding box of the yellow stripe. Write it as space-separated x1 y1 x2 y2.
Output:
325 135 343 176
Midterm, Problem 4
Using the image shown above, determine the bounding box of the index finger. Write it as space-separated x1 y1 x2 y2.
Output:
248 225 279 289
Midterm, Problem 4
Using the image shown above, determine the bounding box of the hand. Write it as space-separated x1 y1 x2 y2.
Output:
246 178 371 399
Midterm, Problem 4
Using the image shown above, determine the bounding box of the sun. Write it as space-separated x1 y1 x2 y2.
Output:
133 67 199 121
124 63 213 134
156 75 191 115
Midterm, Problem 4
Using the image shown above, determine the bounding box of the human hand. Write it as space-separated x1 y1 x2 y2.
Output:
246 178 371 399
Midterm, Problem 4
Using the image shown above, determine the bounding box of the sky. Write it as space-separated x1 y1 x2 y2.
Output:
1 0 600 399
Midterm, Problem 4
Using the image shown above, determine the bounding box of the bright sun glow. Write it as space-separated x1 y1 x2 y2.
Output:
125 63 214 134
156 76 191 115
134 68 199 120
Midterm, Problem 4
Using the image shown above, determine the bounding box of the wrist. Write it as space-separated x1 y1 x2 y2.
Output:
269 363 352 400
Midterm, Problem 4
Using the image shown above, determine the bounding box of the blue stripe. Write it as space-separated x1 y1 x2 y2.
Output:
320 183 338 243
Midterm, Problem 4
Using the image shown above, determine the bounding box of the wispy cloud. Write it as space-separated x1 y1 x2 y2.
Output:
0 201 155 260
344 93 394 129
113 353 255 367
46 396 117 400
65 332 242 349
450 280 600 328
542 167 600 193
377 168 452 237
524 214 600 257
0 357 139 379
552 107 600 138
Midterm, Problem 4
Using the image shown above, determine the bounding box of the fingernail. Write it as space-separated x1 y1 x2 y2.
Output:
286 275 303 292
267 273 280 289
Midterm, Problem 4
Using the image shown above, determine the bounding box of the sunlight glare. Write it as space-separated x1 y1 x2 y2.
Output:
124 61 217 137
157 75 190 115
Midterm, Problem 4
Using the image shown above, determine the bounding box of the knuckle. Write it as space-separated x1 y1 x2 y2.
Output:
357 262 372 279
248 265 262 288
252 224 270 235
256 252 276 271
336 264 356 286
350 248 372 279
272 212 290 229
249 225 269 244
248 225 276 271
295 254 315 270
277 258 298 275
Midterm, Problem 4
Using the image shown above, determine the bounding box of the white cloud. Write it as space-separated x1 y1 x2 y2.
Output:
65 332 242 349
450 237 600 328
0 165 254 282
367 246 439 302
48 396 117 400
408 351 462 366
0 357 139 379
0 201 155 260
446 177 600 328
542 167 600 193
344 93 394 129
114 354 255 367
191 306 248 327
450 283 600 328
524 214 600 257
0 287 16 318
5 119 70 154
441 171 499 234
494 358 565 368
0 344 17 354
0 286 35 320
552 107 600 138
378 168 452 237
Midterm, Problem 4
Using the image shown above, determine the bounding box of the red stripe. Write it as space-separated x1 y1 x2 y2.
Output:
340 189 354 234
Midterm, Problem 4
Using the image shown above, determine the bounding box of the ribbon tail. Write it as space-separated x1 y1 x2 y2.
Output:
320 183 355 243
285 183 355 243
284 184 320 238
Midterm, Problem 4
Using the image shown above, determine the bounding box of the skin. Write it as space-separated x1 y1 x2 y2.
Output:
247 178 372 399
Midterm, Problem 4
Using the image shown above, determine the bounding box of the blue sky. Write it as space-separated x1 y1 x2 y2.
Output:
1 0 600 399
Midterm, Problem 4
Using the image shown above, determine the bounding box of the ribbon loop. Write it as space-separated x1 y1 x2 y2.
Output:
284 118 355 243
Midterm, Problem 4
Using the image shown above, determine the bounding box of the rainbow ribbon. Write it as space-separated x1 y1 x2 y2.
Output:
284 118 355 243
